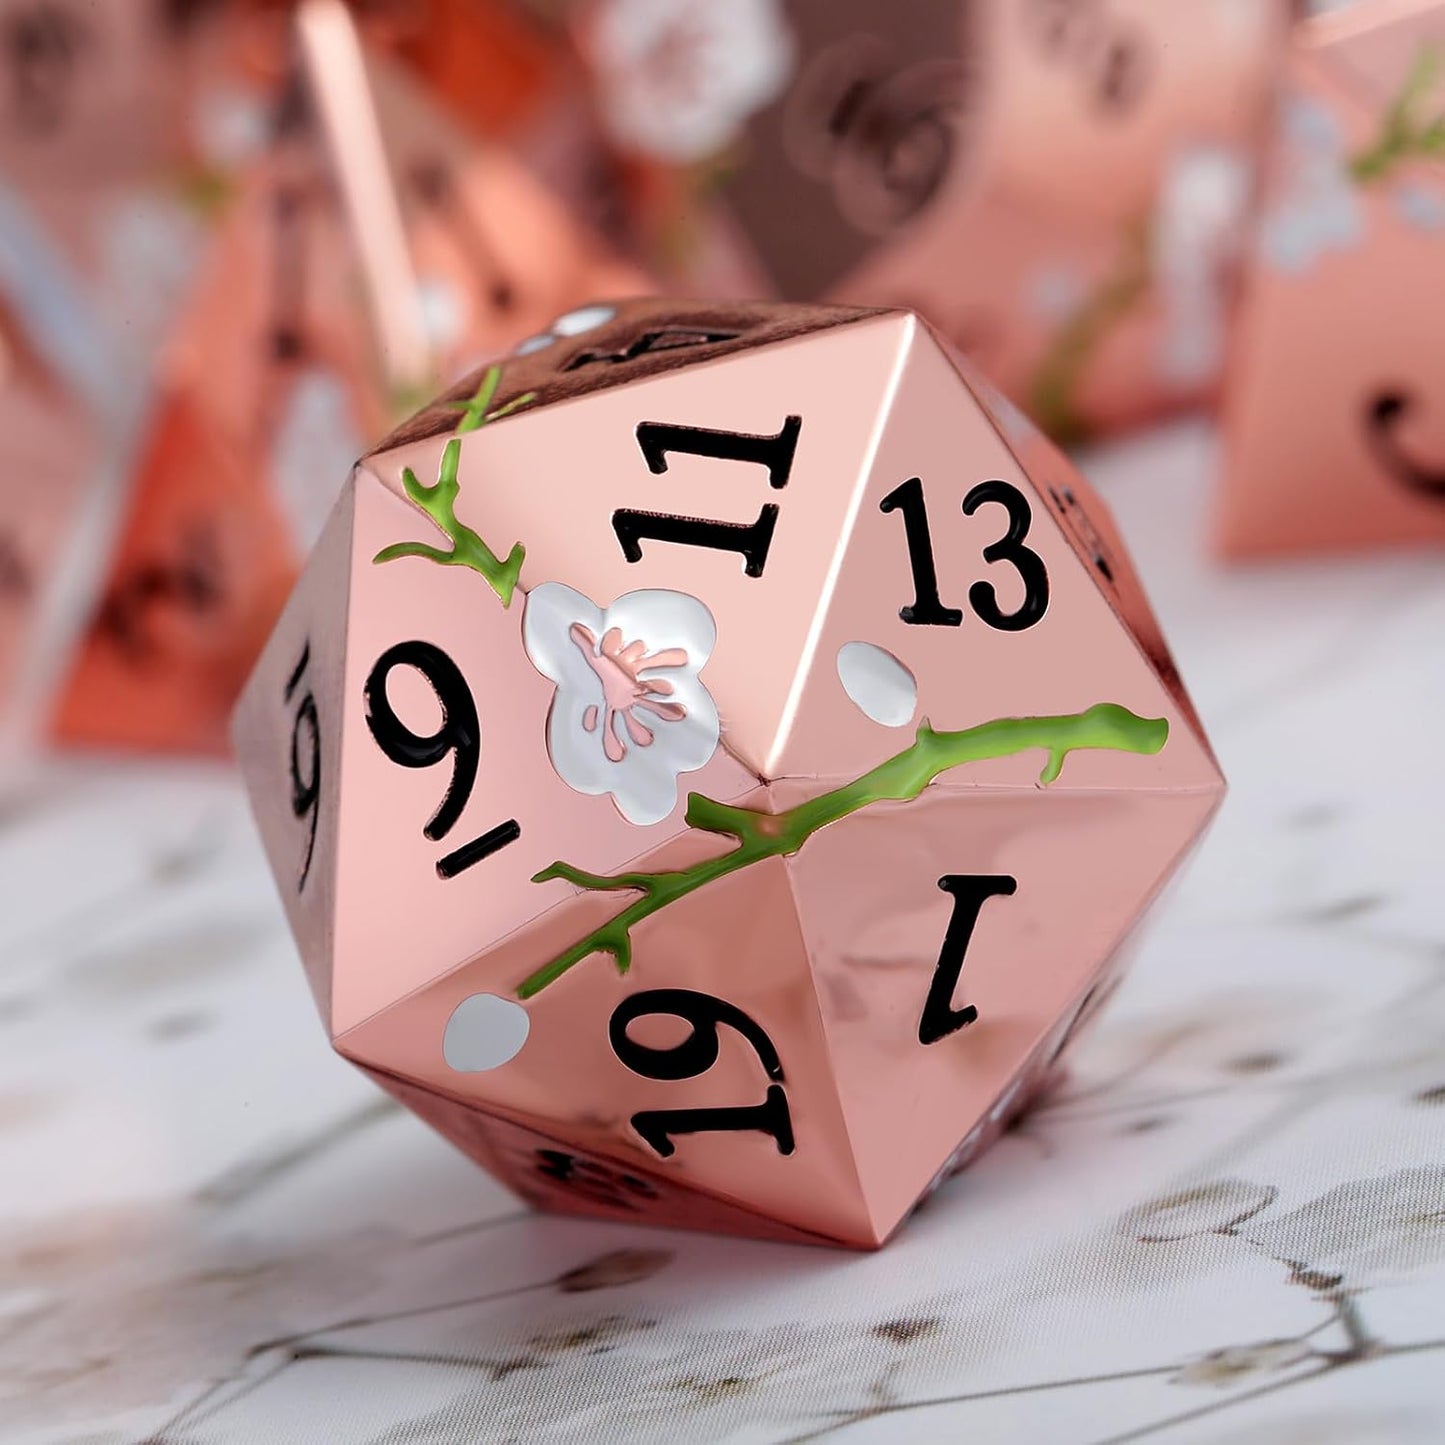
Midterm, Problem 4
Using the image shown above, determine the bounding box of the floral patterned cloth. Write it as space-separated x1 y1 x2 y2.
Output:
1 421 1442 1443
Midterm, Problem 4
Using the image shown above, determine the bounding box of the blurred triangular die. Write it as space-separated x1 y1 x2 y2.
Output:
52 14 647 753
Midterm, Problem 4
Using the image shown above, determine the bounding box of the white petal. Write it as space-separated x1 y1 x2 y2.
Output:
522 582 604 686
836 642 917 727
607 588 717 669
443 994 530 1071
551 304 616 336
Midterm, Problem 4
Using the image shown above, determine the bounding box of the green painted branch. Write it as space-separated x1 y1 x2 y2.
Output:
372 437 525 606
446 364 537 433
1028 222 1150 446
518 703 1167 998
1350 46 1443 182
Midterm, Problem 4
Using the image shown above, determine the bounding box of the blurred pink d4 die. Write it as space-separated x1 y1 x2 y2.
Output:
234 298 1224 1248
1219 0 1445 556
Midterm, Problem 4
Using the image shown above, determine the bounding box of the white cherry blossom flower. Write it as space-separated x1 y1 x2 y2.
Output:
588 0 794 163
523 582 720 825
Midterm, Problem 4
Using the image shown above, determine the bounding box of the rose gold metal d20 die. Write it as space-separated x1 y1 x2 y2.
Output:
235 298 1224 1248
1218 0 1445 557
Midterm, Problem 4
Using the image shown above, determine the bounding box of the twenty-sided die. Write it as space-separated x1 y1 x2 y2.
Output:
234 298 1224 1247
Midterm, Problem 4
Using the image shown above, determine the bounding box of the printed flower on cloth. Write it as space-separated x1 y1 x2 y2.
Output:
588 0 794 163
523 582 720 825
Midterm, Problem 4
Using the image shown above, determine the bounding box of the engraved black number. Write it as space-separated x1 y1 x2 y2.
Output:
4 1 88 135
609 989 796 1158
364 639 520 874
1048 484 1114 584
268 182 309 362
962 480 1050 631
285 642 320 892
612 504 780 577
882 477 1049 629
880 476 963 625
408 158 515 316
1022 0 1150 115
613 417 802 577
1366 390 1445 499
919 874 1017 1046
1096 25 1148 113
635 416 801 488
95 524 224 661
534 1148 659 1211
0 530 32 600
565 327 740 370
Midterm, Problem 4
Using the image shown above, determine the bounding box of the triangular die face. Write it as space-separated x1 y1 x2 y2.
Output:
231 481 358 1024
337 844 875 1247
769 319 1223 793
1218 40 1445 557
362 1068 837 1246
50 144 378 754
329 468 757 1037
357 49 651 378
366 312 916 781
783 783 1221 1245
51 390 301 753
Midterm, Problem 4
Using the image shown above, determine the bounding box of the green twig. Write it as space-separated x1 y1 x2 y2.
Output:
372 438 524 606
1350 46 1444 182
445 364 537 433
1028 221 1151 446
519 703 1168 998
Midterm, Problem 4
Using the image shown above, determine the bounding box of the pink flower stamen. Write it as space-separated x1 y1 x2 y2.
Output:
569 620 691 765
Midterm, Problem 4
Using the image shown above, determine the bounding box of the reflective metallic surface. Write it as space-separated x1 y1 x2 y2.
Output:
1219 0 1445 557
50 34 647 754
235 298 1224 1247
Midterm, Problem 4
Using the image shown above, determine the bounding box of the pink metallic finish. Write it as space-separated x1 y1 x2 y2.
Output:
52 38 650 755
1218 0 1445 557
576 0 1291 441
235 299 1224 1248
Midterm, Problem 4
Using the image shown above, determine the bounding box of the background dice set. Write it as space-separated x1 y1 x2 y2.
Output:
2 0 1441 1246
233 299 1224 1246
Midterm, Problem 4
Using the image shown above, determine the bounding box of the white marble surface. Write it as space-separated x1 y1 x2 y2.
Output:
2 419 1443 1445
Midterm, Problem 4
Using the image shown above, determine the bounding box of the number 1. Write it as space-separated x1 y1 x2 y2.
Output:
919 874 1017 1045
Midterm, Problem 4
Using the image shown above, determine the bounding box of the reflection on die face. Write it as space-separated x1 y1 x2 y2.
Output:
1219 0 1445 558
235 298 1224 1248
